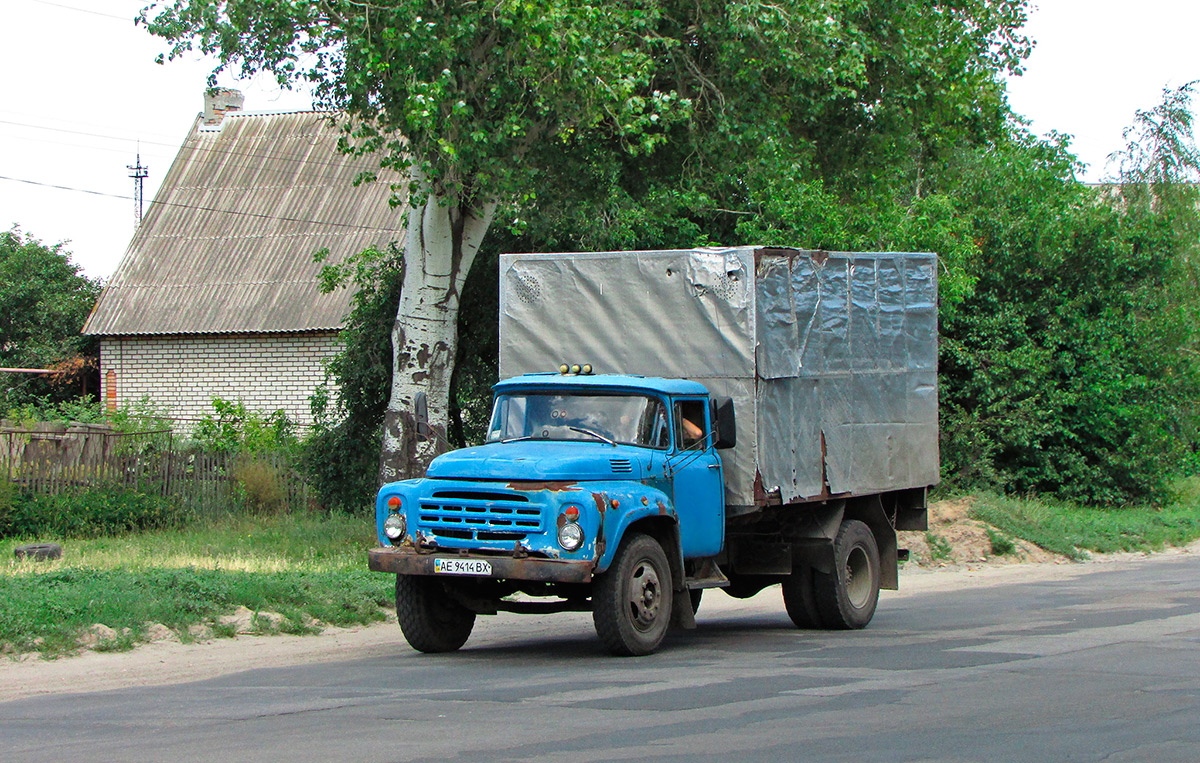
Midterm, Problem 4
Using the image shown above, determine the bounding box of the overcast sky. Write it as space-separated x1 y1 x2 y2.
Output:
3 0 1198 280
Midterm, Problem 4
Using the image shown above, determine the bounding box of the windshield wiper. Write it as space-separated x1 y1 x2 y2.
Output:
500 435 537 444
568 426 618 446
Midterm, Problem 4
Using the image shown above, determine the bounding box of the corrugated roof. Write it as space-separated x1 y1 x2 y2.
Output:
84 111 406 335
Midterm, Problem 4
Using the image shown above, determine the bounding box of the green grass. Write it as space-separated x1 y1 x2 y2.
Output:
985 528 1016 556
1 512 392 658
969 489 1200 561
925 532 954 562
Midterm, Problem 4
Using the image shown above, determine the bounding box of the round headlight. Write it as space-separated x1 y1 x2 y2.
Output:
558 521 584 551
384 513 407 540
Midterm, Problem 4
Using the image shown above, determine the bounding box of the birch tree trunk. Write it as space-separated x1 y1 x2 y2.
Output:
379 180 496 484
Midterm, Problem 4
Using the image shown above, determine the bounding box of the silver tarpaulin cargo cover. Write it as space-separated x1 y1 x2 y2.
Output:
499 247 939 513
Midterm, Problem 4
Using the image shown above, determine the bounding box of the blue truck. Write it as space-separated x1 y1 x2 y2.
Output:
368 247 938 655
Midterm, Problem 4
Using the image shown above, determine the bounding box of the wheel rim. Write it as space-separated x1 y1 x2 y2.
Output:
627 558 663 632
845 546 873 609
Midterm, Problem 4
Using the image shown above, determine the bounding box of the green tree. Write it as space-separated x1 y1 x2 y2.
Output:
305 245 404 511
0 228 100 406
143 0 689 482
1107 81 1200 480
936 114 1200 504
1109 81 1200 194
142 0 1032 483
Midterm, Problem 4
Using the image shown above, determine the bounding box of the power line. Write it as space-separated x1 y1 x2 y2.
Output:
0 174 404 232
24 0 132 21
0 108 186 144
0 116 394 182
0 118 175 149
0 175 127 201
0 131 171 158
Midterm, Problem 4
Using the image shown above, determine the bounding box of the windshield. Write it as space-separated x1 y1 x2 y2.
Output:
486 392 670 449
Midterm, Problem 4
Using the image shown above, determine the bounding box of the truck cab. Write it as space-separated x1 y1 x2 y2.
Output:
369 369 734 655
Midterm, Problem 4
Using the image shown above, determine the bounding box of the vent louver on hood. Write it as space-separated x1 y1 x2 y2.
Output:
610 458 633 473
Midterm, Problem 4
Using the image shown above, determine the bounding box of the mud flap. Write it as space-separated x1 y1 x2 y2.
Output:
670 591 697 629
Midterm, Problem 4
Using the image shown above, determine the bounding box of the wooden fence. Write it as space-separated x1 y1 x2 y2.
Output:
0 424 310 511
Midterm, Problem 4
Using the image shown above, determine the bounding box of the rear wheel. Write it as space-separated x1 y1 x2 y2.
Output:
781 563 822 629
395 574 476 653
811 520 880 630
593 533 673 656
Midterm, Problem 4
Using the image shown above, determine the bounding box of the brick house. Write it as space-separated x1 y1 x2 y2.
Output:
83 90 405 426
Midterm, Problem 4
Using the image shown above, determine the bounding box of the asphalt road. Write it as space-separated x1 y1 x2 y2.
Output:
4 555 1200 762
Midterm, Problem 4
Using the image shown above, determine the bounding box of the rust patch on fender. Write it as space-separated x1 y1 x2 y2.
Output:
593 492 608 560
507 480 580 492
657 499 669 516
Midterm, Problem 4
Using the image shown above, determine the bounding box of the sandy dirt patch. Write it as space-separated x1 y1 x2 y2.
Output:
0 623 405 703
899 496 1066 567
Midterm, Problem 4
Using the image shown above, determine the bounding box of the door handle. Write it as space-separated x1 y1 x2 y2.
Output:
708 464 720 469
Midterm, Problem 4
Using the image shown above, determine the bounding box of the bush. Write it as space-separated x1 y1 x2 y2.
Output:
0 485 186 539
192 398 300 457
233 457 286 514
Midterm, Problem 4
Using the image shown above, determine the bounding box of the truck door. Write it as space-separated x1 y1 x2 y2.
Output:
671 398 724 557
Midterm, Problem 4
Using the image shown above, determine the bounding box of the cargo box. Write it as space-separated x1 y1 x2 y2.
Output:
499 247 939 514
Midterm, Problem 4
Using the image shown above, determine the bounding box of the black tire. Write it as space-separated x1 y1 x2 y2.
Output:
781 563 823 629
14 543 62 561
593 533 673 656
811 520 880 630
395 574 476 653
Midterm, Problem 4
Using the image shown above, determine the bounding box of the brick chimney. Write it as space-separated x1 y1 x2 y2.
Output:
201 88 244 130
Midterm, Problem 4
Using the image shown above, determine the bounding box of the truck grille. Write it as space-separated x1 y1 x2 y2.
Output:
418 490 545 541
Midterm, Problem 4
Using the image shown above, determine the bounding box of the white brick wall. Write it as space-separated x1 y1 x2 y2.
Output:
99 332 343 427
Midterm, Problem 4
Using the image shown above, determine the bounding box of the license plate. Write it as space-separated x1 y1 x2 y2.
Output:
433 558 493 576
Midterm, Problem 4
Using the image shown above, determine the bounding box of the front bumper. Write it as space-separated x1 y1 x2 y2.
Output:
367 546 595 584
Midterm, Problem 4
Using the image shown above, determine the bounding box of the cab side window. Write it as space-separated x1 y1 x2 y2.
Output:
638 399 671 449
675 399 707 450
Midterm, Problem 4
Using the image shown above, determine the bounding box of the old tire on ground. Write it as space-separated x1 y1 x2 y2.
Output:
395 574 476 653
14 543 62 561
593 533 674 656
781 563 823 629
811 520 880 630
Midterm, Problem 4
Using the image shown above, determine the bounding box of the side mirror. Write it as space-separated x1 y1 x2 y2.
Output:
414 392 432 442
710 396 736 450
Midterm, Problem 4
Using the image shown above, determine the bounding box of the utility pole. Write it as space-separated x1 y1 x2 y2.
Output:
127 151 148 226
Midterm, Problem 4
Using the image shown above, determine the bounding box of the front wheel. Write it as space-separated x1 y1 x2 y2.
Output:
811 520 881 630
395 574 476 653
593 533 674 656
